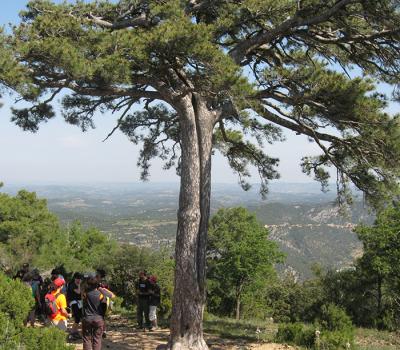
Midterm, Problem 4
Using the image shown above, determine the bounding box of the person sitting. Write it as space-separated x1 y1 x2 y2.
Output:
81 273 115 350
67 272 83 340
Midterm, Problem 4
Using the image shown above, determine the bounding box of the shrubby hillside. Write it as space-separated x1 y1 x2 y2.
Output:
2 183 372 279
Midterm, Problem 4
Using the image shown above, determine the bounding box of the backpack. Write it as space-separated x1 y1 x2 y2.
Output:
44 292 60 318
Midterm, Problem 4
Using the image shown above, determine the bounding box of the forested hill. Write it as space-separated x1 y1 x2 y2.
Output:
2 182 372 279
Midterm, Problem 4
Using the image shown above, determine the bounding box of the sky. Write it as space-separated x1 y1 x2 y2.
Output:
0 1 398 186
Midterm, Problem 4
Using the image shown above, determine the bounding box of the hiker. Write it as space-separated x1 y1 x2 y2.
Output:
51 268 67 294
30 269 42 326
96 269 110 339
136 271 151 330
67 272 83 340
22 272 39 327
38 276 52 323
82 273 115 350
45 277 69 331
148 275 161 330
14 263 30 280
31 269 44 321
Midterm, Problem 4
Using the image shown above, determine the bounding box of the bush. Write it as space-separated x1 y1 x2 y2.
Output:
318 304 354 333
21 327 73 350
276 305 354 349
316 304 354 349
276 322 316 348
0 272 72 350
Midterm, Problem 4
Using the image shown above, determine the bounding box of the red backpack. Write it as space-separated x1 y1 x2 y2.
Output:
44 292 60 319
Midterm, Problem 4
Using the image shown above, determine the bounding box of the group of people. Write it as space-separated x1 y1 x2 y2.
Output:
14 264 162 349
15 264 116 350
136 271 161 331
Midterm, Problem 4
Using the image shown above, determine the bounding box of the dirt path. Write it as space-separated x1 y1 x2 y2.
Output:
70 315 296 350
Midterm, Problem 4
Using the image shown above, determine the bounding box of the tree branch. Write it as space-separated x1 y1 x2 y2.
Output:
87 12 152 30
230 0 354 63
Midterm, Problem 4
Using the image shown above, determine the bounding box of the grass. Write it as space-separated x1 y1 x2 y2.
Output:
203 314 277 342
108 310 400 350
355 328 400 350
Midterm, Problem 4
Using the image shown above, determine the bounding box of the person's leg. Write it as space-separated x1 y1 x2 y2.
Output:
144 300 151 329
92 319 105 350
56 320 68 332
70 305 81 337
51 319 68 332
149 306 158 329
82 319 93 350
137 299 144 328
29 307 36 327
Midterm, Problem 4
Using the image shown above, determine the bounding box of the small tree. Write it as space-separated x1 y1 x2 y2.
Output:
0 190 60 269
1 1 400 348
355 205 400 328
207 207 284 320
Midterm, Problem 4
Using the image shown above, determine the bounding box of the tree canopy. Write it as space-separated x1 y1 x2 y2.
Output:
1 1 400 348
0 189 117 273
207 207 284 319
0 0 399 206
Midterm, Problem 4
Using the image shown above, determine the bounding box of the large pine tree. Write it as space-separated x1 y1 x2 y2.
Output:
1 1 400 348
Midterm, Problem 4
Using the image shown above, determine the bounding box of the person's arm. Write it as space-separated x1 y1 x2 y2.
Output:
99 287 115 299
58 295 70 317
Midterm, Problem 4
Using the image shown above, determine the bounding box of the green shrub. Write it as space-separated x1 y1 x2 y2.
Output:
276 305 355 349
0 273 33 326
0 272 72 350
276 322 316 347
319 330 352 350
21 327 73 350
318 304 354 332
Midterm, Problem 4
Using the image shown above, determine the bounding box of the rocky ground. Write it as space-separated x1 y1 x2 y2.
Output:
70 315 297 350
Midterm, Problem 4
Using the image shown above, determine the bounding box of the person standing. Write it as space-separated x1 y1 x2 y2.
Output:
148 275 161 330
46 277 69 331
22 272 37 327
96 268 110 339
51 268 67 294
82 273 115 350
67 272 83 340
136 271 150 330
31 269 43 322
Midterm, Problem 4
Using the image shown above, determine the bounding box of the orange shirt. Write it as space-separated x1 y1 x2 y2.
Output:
51 290 67 321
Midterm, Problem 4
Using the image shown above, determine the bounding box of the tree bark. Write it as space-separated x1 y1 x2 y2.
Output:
168 94 215 350
235 283 244 320
235 297 241 321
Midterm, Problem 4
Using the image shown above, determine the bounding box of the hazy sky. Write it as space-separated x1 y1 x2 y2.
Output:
0 1 398 185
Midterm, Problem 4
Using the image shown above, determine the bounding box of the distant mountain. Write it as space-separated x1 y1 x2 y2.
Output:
1 182 371 279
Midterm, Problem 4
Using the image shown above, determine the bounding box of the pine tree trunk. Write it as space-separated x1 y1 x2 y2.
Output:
168 94 215 350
